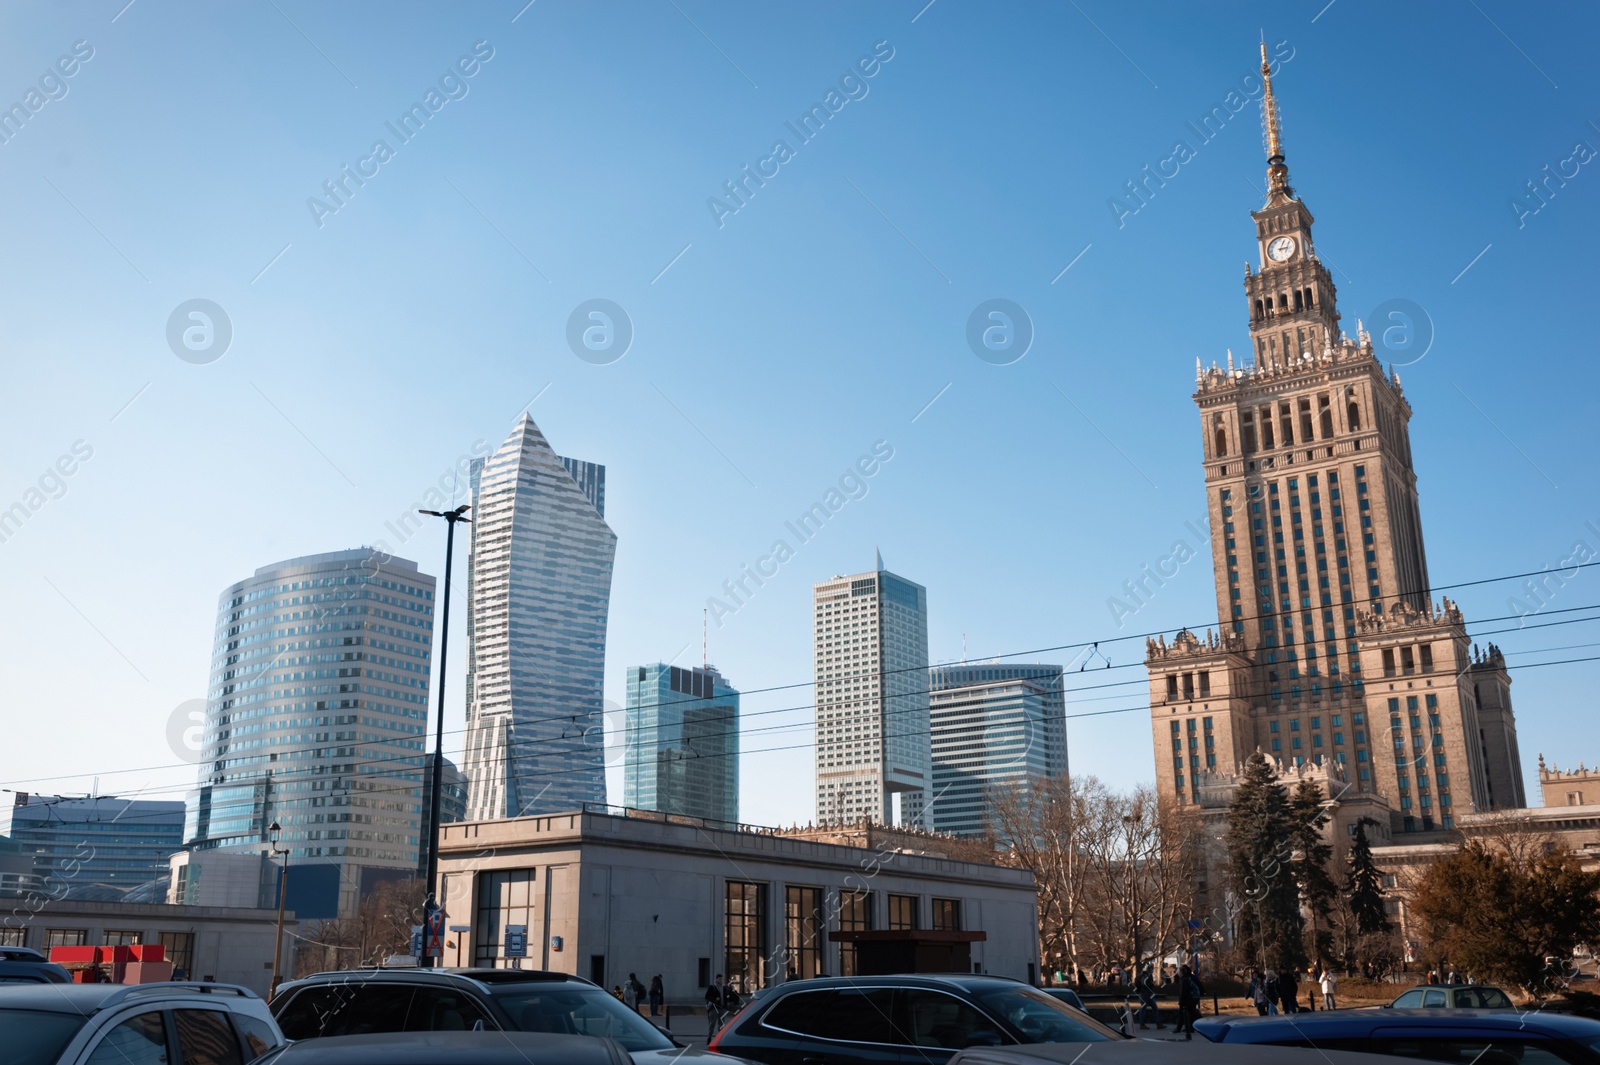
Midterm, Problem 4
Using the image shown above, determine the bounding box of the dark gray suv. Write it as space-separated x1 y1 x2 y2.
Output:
271 967 735 1065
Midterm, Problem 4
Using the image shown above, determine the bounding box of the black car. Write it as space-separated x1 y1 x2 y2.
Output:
707 974 1123 1065
256 1031 632 1065
1194 1007 1600 1063
271 967 730 1065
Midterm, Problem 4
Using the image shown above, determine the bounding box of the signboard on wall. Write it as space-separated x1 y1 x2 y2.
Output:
506 924 528 958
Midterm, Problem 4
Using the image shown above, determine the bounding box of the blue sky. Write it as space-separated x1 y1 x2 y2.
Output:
1 1 1596 829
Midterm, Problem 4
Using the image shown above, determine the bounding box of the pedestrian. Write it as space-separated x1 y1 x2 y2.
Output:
1248 971 1270 1017
1264 971 1280 1015
705 974 728 1037
1447 968 1461 985
1175 964 1203 1040
623 972 642 1012
1279 967 1298 1015
1321 969 1338 1010
1306 967 1318 1012
1135 965 1161 1029
612 985 624 1001
648 974 664 1018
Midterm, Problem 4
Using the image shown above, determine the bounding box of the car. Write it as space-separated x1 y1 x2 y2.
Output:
271 967 734 1065
254 1030 632 1065
0 980 284 1065
1038 988 1086 1011
948 1040 1404 1065
1193 1007 1600 1063
706 974 1125 1064
0 946 72 984
1386 984 1514 1009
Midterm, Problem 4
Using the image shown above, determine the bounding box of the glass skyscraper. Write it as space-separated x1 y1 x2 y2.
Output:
813 555 931 827
622 663 740 823
186 549 435 918
462 414 617 820
927 663 1068 838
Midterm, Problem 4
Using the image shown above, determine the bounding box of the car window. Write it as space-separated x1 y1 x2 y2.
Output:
801 988 899 1044
86 1012 170 1065
1 1009 87 1065
1373 1038 1567 1065
491 986 674 1052
1423 990 1446 1008
273 983 415 1038
895 988 1002 1050
971 986 1120 1044
1393 990 1424 1008
175 1009 244 1065
406 988 492 1032
761 989 834 1036
1454 989 1511 1009
231 1014 278 1062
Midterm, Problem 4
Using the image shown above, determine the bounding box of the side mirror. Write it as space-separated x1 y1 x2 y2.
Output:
653 1022 684 1047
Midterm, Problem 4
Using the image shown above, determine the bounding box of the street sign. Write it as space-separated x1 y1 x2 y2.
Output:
410 925 424 958
448 924 471 933
424 909 447 958
505 924 528 958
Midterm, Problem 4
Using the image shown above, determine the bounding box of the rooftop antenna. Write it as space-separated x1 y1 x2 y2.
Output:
702 608 708 669
962 633 967 663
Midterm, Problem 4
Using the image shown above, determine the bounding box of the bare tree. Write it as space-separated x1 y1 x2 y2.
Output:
988 774 1086 980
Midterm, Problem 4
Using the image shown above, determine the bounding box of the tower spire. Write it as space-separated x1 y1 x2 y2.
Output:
1259 40 1293 206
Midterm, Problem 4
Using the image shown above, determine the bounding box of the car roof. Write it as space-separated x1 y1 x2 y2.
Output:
950 1040 1397 1065
756 974 1034 995
1395 983 1505 992
1197 1008 1600 1042
278 968 595 993
0 982 261 1014
261 1030 627 1065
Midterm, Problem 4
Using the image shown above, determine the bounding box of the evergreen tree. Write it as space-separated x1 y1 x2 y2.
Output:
1288 779 1338 965
1345 817 1390 936
1226 752 1306 973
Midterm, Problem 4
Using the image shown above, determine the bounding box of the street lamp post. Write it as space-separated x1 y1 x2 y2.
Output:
418 504 469 968
267 821 290 995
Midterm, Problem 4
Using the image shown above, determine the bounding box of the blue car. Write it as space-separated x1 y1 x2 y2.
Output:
1194 1007 1600 1063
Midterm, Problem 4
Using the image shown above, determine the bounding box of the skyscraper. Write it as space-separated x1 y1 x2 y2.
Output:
1145 46 1524 842
622 663 740 823
462 414 617 821
813 554 930 827
187 548 435 918
928 663 1067 838
2 794 187 900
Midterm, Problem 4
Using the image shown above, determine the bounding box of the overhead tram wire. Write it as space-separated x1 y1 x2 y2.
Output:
8 559 1600 793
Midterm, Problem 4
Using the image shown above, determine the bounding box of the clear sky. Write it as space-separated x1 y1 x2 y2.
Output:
1 1 1595 829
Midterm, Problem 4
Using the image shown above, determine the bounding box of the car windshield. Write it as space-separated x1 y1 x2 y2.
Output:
0 1009 87 1065
972 986 1121 1044
491 986 675 1052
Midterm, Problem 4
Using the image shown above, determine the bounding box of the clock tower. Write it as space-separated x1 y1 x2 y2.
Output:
1145 43 1527 845
1243 42 1340 372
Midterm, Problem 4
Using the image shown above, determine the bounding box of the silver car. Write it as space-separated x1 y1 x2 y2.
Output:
0 981 284 1065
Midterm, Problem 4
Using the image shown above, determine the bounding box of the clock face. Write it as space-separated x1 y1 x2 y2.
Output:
1267 236 1296 262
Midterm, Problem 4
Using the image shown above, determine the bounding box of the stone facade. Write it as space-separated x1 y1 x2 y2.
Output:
1145 47 1525 850
1540 757 1600 808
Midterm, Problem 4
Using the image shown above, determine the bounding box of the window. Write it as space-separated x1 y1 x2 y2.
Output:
724 880 768 992
45 929 88 948
174 1010 244 1065
160 931 195 979
0 928 25 947
103 929 143 946
404 988 491 1032
785 886 825 979
474 868 537 967
888 893 920 931
898 987 997 1049
274 985 415 1039
765 987 897 1043
837 889 872 976
86 1012 168 1065
931 898 962 931
233 1013 278 1062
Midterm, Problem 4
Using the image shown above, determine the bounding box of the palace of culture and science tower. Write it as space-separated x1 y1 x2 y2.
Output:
1145 46 1525 846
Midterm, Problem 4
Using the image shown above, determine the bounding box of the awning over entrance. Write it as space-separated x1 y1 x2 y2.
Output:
827 929 987 975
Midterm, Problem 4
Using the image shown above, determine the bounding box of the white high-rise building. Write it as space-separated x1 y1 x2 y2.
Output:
462 414 617 820
813 553 930 827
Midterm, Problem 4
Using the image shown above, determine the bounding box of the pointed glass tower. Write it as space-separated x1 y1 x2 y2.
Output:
462 414 617 820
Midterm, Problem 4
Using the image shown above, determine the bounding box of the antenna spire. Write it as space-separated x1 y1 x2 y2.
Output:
1258 39 1294 205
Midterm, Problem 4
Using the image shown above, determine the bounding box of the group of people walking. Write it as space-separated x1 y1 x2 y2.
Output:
1126 963 1207 1040
611 973 666 1016
1247 967 1339 1015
